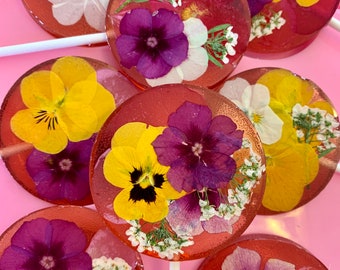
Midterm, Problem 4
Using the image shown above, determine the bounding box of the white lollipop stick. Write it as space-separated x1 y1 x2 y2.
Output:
329 16 340 31
0 32 107 57
169 261 180 270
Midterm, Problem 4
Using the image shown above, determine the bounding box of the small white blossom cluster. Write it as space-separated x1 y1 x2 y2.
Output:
199 139 265 222
222 26 239 64
250 10 286 41
292 104 340 156
170 0 182 7
125 220 194 260
92 256 131 270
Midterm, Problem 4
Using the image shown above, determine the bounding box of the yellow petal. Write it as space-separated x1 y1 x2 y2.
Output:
103 146 138 188
10 109 68 154
257 69 292 99
262 142 319 211
310 100 335 115
20 71 65 108
296 0 319 7
111 122 148 148
89 83 116 132
51 56 97 89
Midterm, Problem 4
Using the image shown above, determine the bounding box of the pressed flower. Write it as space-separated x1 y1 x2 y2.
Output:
166 189 238 236
49 0 109 31
247 0 272 17
221 246 261 270
273 0 319 7
115 8 189 79
103 122 184 223
264 258 295 270
262 137 319 211
26 137 94 201
152 101 243 193
220 77 283 145
146 17 208 86
0 218 92 270
10 56 115 154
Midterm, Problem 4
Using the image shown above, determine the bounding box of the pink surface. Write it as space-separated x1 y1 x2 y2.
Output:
0 2 339 269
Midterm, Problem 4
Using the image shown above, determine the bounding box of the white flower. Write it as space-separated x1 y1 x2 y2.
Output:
48 0 109 31
146 17 209 86
220 78 283 145
222 26 238 64
92 256 131 270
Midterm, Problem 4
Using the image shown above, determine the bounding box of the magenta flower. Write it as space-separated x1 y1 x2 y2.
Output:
152 101 243 192
167 189 237 235
0 218 92 270
26 137 94 202
115 8 189 79
247 0 272 16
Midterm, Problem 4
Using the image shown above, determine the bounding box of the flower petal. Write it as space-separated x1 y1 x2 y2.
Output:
137 51 172 79
159 33 188 67
221 246 261 270
152 9 184 38
116 35 144 68
183 17 208 47
264 258 295 270
180 47 208 81
49 0 84 26
84 0 108 31
220 77 250 104
52 56 97 90
119 8 152 36
146 66 183 86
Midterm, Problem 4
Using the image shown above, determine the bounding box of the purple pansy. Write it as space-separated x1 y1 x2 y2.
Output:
152 101 243 192
26 137 94 202
0 218 92 270
115 8 189 79
167 189 238 235
247 0 272 17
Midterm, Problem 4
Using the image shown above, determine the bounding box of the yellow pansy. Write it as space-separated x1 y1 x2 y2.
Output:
272 0 319 7
104 122 185 223
10 56 115 154
262 136 319 211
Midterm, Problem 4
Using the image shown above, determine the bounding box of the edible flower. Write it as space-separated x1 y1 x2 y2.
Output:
116 8 189 79
0 218 92 270
152 101 244 192
10 56 115 154
273 0 319 7
48 0 109 31
103 122 184 223
26 137 94 202
247 0 272 17
146 17 208 86
220 77 283 145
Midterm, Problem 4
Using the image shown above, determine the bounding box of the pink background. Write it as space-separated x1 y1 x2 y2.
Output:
0 1 339 269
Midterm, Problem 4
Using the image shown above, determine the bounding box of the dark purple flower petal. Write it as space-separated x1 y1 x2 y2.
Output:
153 101 242 192
115 8 189 79
119 8 152 36
116 35 143 68
247 0 272 17
0 218 92 270
167 192 203 236
26 137 94 201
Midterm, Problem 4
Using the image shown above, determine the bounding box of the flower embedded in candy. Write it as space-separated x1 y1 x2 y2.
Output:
103 122 185 223
10 56 116 154
0 218 92 270
220 77 283 145
247 0 272 17
152 101 244 193
48 0 109 31
273 0 319 7
26 137 94 202
146 17 209 86
115 8 189 79
221 246 261 270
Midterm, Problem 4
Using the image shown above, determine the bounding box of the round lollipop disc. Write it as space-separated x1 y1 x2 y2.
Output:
0 56 140 206
198 234 327 269
105 0 251 90
0 205 143 269
246 0 340 58
90 84 266 260
21 0 110 38
216 67 340 214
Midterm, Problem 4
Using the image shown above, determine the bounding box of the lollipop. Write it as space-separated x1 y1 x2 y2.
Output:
216 67 340 214
1 0 251 89
0 205 143 270
198 234 328 269
90 83 266 261
0 56 140 205
246 0 340 58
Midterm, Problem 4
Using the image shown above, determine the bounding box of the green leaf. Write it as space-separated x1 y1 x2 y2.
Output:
208 53 223 68
318 147 335 158
208 24 230 34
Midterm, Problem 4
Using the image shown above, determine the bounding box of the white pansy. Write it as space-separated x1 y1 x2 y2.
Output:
220 78 283 145
48 0 109 31
146 17 208 86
